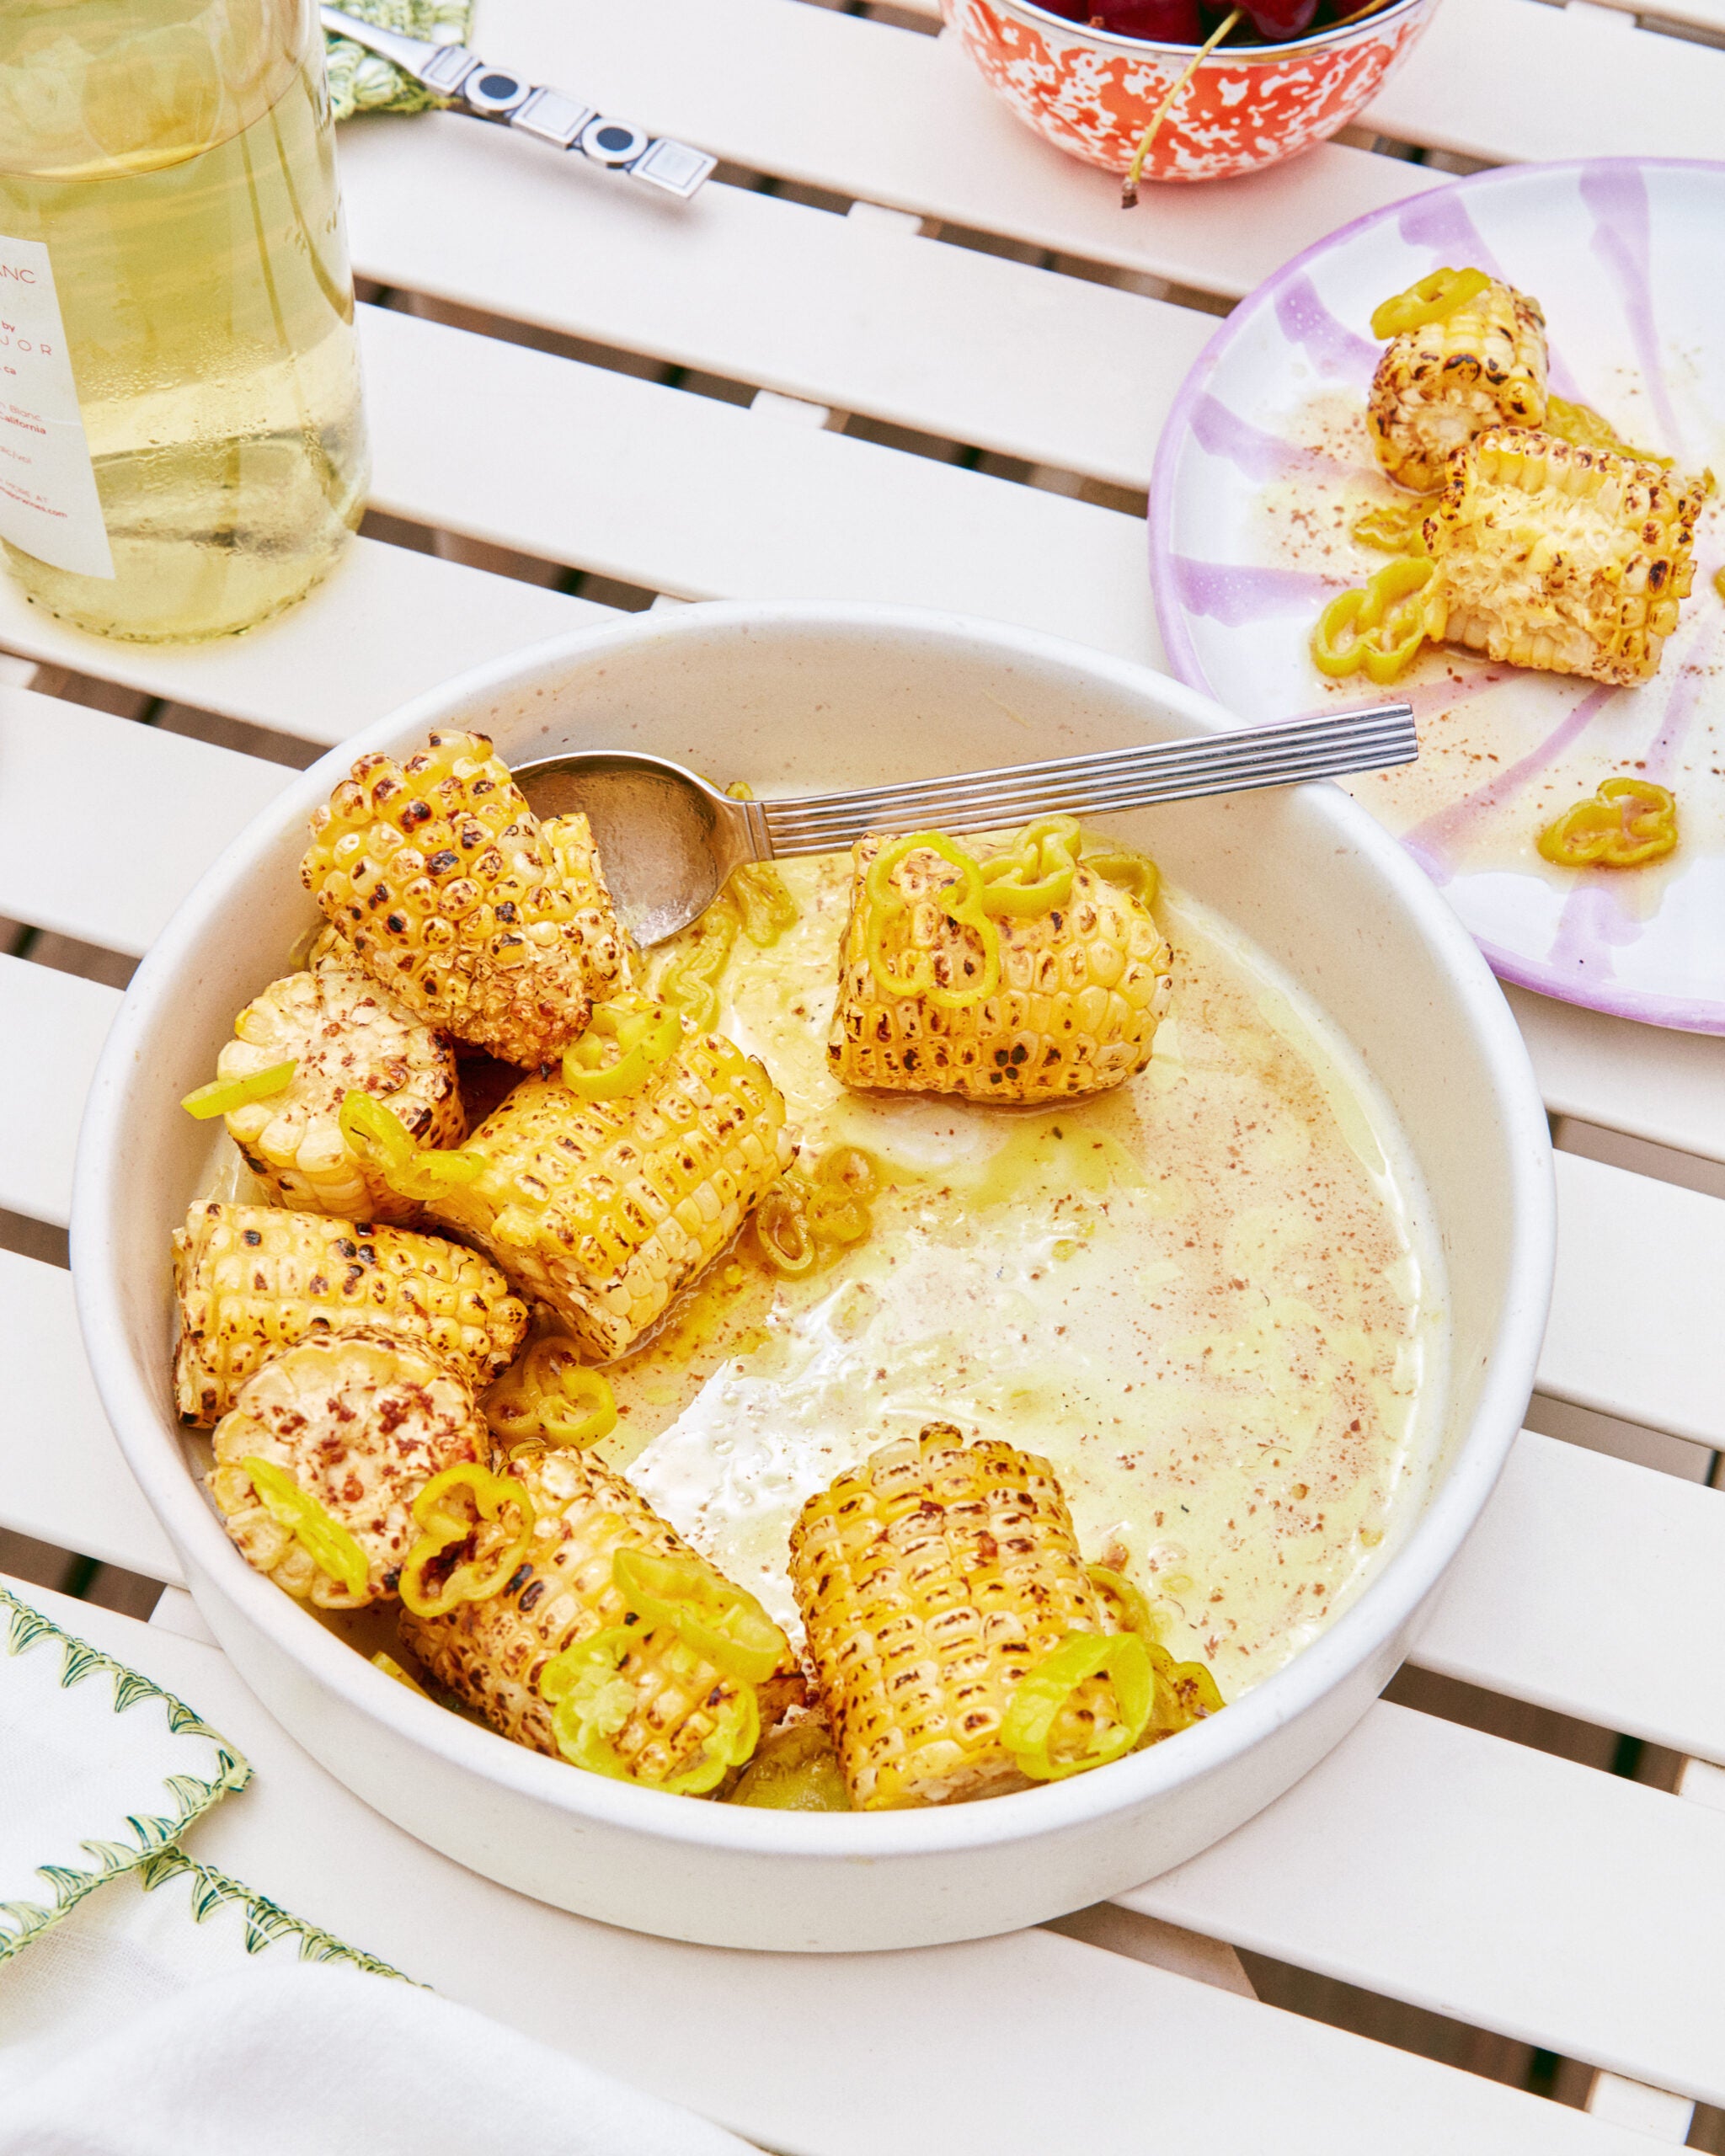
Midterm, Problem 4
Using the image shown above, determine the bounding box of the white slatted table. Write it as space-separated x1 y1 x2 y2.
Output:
3 3 1722 2147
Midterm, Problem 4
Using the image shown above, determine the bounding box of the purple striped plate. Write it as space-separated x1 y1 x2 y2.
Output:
1150 157 1725 1033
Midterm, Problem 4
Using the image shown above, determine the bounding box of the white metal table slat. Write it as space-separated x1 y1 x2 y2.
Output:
478 0 1445 296
1363 0 1725 167
0 1257 180 1582
8 1575 1664 2156
338 115 1213 491
1506 985 1725 1174
0 687 292 955
356 302 1167 664
0 958 117 1229
0 536 609 750
1545 1150 1725 1452
1124 1699 1725 2102
1411 1428 1725 1762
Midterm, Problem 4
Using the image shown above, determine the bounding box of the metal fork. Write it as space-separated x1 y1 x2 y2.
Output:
513 700 1417 947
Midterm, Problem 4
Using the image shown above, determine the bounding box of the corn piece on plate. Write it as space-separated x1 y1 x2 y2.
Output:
1150 157 1725 1033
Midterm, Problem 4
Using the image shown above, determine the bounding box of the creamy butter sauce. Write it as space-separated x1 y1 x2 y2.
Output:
601 856 1447 1702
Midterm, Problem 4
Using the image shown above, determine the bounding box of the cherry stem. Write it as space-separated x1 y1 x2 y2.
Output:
1120 8 1242 206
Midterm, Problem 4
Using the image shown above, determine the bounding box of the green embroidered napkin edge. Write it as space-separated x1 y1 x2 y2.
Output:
324 0 477 123
0 1585 252 1965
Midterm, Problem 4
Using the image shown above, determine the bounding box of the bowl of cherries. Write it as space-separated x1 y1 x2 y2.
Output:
940 0 1437 186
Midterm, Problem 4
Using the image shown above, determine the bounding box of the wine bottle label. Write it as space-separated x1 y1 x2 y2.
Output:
0 234 115 581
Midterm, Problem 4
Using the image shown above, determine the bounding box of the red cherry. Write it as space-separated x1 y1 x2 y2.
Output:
1235 0 1321 35
1086 0 1204 39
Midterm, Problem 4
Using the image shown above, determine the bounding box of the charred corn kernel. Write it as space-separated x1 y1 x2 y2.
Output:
428 1027 793 1361
173 1200 529 1425
206 1331 487 1608
398 1445 799 1789
1537 776 1679 868
1368 275 1547 493
213 958 463 1225
301 729 592 1067
830 835 1172 1103
540 809 634 1001
1423 430 1704 687
729 1721 852 1811
788 1425 1140 1809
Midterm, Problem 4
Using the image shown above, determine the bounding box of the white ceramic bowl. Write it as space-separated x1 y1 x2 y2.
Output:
72 602 1553 1952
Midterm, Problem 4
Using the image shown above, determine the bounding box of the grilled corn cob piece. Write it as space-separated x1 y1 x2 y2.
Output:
1369 278 1547 493
429 1028 793 1360
207 1331 486 1608
301 730 595 1066
1423 430 1704 686
215 956 463 1225
830 838 1172 1103
173 1200 529 1424
399 1444 799 1785
789 1425 1135 1809
542 809 634 1001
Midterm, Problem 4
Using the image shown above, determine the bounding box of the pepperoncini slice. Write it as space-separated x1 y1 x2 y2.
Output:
750 1145 879 1274
1543 393 1670 469
1079 841 1160 909
752 1183 817 1274
980 814 1081 918
863 831 1002 1010
562 997 681 1102
729 1721 852 1811
338 1091 484 1201
485 1335 618 1452
242 1454 370 1598
611 1547 790 1686
1311 556 1435 684
398 1463 536 1620
182 1059 298 1121
371 1651 431 1699
1146 1640 1226 1734
1001 1630 1154 1782
1714 564 1725 606
539 1625 761 1794
655 894 742 1033
1351 496 1435 558
1086 1562 1159 1645
723 782 799 947
1536 777 1679 870
1369 265 1492 342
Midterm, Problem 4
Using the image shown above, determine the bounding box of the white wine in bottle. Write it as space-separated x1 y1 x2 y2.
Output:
0 0 369 642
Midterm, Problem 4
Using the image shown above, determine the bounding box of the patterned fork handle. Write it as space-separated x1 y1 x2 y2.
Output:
755 702 1417 857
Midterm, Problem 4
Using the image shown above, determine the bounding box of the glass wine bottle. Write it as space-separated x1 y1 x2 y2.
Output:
0 0 369 642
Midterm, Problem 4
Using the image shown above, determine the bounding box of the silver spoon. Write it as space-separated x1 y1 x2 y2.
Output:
513 699 1416 947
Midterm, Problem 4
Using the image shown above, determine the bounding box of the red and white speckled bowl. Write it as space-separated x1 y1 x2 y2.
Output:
941 0 1439 185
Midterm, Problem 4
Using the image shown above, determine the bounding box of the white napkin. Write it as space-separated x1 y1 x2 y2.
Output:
0 1943 752 2156
0 1586 753 2155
